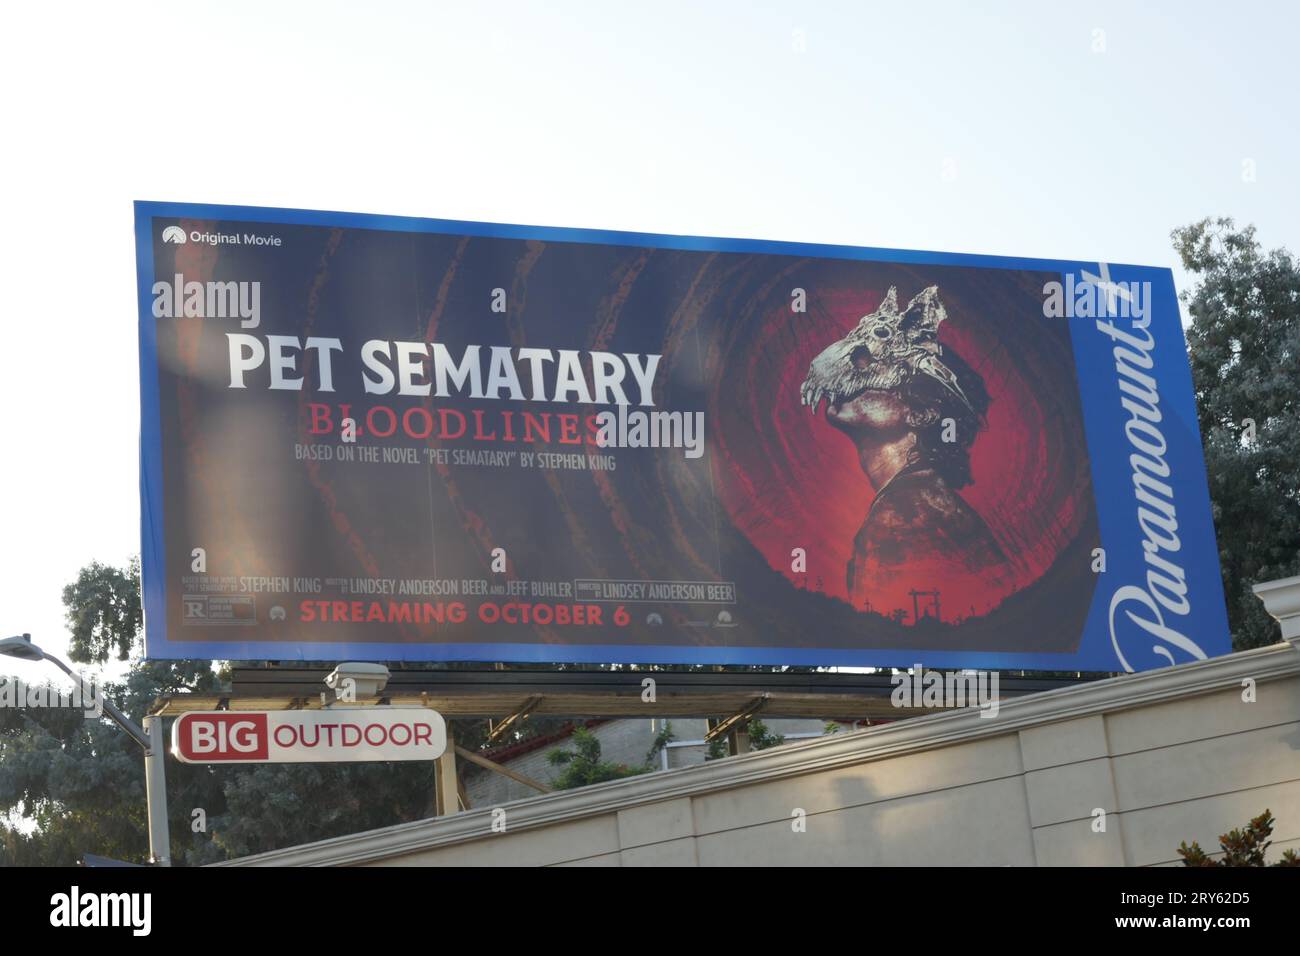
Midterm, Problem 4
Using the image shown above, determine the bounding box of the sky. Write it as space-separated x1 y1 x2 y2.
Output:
1 0 1297 685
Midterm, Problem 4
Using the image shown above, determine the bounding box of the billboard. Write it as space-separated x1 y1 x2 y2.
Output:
134 201 1230 671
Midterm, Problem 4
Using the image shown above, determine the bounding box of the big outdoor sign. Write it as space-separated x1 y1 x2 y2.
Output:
171 709 447 764
134 201 1231 672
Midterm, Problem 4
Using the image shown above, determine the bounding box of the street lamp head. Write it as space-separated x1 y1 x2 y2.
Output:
0 634 46 662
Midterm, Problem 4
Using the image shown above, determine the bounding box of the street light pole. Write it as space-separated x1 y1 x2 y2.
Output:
0 633 171 866
142 714 171 866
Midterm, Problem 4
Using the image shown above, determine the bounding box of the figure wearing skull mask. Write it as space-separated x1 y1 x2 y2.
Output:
801 286 1008 616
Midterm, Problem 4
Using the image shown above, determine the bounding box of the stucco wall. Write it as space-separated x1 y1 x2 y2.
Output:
222 643 1300 867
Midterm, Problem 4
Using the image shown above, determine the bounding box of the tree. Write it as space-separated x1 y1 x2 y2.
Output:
1175 218 1300 649
546 723 674 790
0 658 228 866
547 727 644 789
746 718 784 750
0 557 241 863
61 558 142 663
1178 809 1300 866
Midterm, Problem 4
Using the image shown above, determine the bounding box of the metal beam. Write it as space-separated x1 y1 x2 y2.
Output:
226 666 1099 699
152 668 1100 721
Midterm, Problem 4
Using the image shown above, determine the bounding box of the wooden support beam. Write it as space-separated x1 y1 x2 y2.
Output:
434 748 461 817
730 726 750 755
704 695 768 742
454 744 552 794
484 695 544 745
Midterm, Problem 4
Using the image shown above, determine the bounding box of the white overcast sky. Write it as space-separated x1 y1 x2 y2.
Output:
1 1 1297 683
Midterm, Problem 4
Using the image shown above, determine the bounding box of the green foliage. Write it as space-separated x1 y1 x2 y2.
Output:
705 735 729 761
645 720 675 766
546 727 646 790
211 761 437 859
0 659 226 866
1175 218 1300 650
61 557 142 664
1178 809 1300 867
746 718 784 751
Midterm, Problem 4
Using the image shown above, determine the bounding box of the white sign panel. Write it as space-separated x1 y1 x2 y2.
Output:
171 708 447 764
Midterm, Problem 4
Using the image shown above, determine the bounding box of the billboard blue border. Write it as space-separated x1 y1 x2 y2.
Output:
135 200 1230 670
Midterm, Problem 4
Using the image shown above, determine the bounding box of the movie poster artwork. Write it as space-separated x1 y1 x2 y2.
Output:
135 202 1230 671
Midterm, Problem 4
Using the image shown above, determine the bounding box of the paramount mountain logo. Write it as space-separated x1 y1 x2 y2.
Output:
161 225 187 244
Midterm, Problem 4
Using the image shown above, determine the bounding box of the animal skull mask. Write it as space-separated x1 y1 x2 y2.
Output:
800 285 975 418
